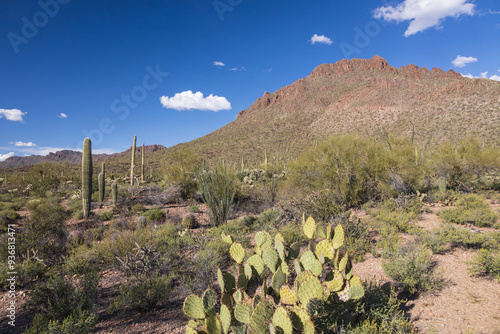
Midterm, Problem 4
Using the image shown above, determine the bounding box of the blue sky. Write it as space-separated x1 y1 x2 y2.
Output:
1 0 499 160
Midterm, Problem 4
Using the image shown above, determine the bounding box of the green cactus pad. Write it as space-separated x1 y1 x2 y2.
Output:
280 261 289 276
274 239 286 262
262 247 279 273
255 231 272 249
298 276 324 304
221 292 233 310
272 307 293 334
221 232 233 244
288 242 300 260
202 289 218 313
296 309 312 328
231 322 247 334
230 242 246 264
234 303 253 325
271 269 286 296
349 275 361 286
255 245 263 256
234 289 243 303
294 258 302 276
303 319 316 334
325 270 344 292
244 263 253 280
220 304 231 334
185 326 197 334
326 225 332 240
300 251 322 276
339 252 349 272
250 300 274 334
349 284 364 300
187 319 201 329
279 284 297 305
247 255 265 276
183 295 206 319
218 269 236 293
275 233 285 245
303 216 316 240
315 223 326 239
295 270 314 290
315 239 334 262
205 312 222 334
332 224 344 249
237 273 248 290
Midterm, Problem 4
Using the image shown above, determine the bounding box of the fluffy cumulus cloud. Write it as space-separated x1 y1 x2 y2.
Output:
0 108 26 122
0 152 14 161
452 55 478 68
213 61 225 66
461 71 500 81
58 113 68 118
310 34 333 45
374 0 475 36
9 141 36 147
160 90 231 112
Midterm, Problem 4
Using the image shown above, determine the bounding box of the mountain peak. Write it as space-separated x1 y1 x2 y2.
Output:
310 55 396 77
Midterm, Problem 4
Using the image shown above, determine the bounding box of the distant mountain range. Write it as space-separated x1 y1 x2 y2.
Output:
0 145 166 169
2 56 499 170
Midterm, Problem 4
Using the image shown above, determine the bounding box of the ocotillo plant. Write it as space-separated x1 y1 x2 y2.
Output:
141 143 145 182
111 182 118 206
130 135 137 186
82 138 92 218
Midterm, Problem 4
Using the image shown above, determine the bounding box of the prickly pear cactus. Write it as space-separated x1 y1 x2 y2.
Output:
183 215 365 333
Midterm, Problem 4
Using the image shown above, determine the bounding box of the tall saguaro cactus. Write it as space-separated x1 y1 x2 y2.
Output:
82 138 92 218
130 135 137 186
141 143 145 182
111 182 118 206
98 162 106 203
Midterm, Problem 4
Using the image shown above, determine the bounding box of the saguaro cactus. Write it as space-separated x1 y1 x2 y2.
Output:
98 162 105 203
130 135 137 186
111 182 118 206
82 138 92 218
141 143 145 182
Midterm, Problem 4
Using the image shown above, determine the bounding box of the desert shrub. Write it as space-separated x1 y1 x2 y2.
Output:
383 243 443 295
20 199 69 263
73 210 83 220
113 274 173 312
143 207 166 222
27 310 97 334
303 190 343 224
100 210 114 221
189 247 224 293
430 138 500 191
256 207 280 228
341 215 373 262
64 245 100 276
373 196 421 233
240 214 257 227
162 147 201 199
26 270 98 333
9 198 24 211
195 161 237 227
0 208 18 233
182 213 197 229
279 222 308 245
313 282 414 333
188 203 199 212
469 249 500 280
129 203 145 214
438 193 499 227
0 259 47 289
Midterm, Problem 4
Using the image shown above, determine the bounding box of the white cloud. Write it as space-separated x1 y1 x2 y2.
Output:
9 141 36 147
58 113 68 118
229 67 247 71
452 55 478 68
0 152 14 161
310 34 333 45
213 61 225 66
0 109 26 122
374 0 475 36
160 90 231 112
230 68 238 71
461 72 500 81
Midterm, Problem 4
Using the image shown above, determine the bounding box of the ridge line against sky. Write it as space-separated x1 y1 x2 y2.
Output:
1 0 499 160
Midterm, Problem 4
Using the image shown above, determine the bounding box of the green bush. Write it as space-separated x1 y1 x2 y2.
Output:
143 207 166 222
113 275 173 312
26 270 98 333
73 210 83 220
188 204 199 212
161 147 201 199
129 203 145 214
374 197 421 233
100 210 114 221
383 243 443 295
438 194 499 227
469 249 500 280
195 161 236 227
189 247 225 294
0 208 18 233
27 310 98 334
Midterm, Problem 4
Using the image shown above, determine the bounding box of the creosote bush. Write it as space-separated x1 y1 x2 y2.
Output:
438 193 499 227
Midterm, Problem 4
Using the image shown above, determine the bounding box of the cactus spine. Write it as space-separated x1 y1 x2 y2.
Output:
111 182 118 206
82 138 92 218
130 135 137 186
98 162 105 203
141 143 145 182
